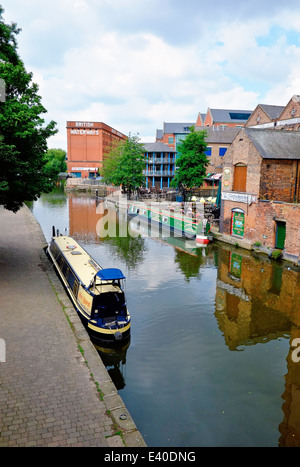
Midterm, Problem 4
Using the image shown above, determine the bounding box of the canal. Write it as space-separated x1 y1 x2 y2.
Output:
28 185 300 447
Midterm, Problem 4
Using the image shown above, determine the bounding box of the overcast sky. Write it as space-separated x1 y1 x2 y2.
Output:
2 0 300 150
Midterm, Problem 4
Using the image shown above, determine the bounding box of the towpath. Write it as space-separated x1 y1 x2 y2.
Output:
0 205 145 447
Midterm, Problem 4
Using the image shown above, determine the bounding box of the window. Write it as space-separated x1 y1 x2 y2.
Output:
229 112 251 120
233 163 247 192
168 137 174 144
219 147 227 157
205 147 212 156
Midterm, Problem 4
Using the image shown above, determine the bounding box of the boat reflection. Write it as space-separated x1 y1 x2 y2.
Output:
94 340 130 390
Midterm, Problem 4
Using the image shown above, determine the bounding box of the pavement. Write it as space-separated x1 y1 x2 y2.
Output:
0 205 146 447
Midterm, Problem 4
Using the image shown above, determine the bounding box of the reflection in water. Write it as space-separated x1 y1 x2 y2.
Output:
30 190 300 447
215 244 300 446
94 341 130 390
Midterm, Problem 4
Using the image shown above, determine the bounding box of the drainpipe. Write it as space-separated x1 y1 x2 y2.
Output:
294 160 299 203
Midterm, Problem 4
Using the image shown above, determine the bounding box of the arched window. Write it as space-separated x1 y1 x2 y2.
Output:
233 163 247 192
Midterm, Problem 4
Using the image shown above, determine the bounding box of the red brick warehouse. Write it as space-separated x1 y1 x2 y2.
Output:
66 121 127 178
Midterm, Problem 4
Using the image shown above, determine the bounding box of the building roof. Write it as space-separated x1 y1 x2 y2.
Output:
196 126 241 143
156 129 163 140
143 141 176 153
245 128 300 160
163 122 194 134
259 104 285 120
208 108 253 124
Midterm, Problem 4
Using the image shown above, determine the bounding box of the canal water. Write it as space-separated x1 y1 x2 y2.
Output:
28 185 300 447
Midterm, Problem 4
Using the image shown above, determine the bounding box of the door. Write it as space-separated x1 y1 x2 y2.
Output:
233 164 247 192
275 221 286 250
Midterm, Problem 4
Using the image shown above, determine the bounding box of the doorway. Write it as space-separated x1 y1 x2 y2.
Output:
275 221 286 250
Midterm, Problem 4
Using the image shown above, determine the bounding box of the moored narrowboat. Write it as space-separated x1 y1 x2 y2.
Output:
47 228 131 344
128 202 213 242
128 202 198 238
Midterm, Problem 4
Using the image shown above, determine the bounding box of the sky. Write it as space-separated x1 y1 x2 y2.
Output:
2 0 300 151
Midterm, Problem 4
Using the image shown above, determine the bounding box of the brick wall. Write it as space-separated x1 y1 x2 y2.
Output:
245 106 272 127
222 128 262 194
222 199 300 263
260 159 300 202
278 96 300 121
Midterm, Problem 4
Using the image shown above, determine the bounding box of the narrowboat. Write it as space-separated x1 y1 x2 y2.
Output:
47 228 131 344
128 202 212 242
128 202 198 238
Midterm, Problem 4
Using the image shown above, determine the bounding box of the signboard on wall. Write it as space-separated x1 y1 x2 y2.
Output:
231 210 245 237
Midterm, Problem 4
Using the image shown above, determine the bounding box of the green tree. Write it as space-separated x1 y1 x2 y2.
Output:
44 148 67 179
171 126 209 201
0 6 57 212
103 133 145 197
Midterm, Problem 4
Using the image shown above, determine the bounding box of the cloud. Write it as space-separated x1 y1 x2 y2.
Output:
2 0 300 150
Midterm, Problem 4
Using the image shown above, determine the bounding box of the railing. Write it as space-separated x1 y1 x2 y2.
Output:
66 178 107 186
146 158 175 164
144 170 175 176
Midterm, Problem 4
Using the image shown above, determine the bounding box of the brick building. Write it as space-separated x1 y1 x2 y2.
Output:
201 108 252 128
246 94 300 130
156 122 193 151
66 121 127 178
219 128 300 265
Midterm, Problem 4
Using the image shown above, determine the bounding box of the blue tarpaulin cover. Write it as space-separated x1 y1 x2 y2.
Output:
96 268 125 281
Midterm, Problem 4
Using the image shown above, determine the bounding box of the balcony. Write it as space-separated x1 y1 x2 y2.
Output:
144 169 175 177
146 157 175 164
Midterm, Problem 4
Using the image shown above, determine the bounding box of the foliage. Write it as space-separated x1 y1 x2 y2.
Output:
43 148 67 179
171 127 209 200
270 249 282 260
103 133 145 196
0 6 57 212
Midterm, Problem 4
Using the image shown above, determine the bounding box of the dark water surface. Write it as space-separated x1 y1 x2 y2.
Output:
28 186 300 447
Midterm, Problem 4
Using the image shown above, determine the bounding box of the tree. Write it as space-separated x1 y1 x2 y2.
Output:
0 6 57 212
171 126 209 201
103 133 146 197
44 148 67 179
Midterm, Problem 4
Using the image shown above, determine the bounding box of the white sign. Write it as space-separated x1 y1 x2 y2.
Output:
0 338 5 362
221 192 257 205
75 122 94 127
71 167 98 171
70 129 99 135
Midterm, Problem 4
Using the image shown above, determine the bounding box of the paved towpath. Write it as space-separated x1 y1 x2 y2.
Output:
0 205 145 447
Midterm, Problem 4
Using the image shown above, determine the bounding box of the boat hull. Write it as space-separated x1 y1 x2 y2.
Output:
196 235 210 245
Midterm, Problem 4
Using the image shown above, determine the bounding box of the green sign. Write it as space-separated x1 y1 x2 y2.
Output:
229 252 243 278
232 211 245 237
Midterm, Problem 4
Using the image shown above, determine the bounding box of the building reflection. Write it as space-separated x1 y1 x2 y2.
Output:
215 245 300 446
66 193 300 445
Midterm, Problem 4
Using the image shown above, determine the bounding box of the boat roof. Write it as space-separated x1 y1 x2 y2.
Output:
52 236 125 287
96 268 125 280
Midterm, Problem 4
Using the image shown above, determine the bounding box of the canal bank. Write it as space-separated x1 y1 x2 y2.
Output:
0 205 146 447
